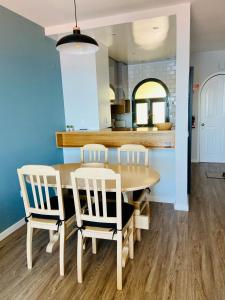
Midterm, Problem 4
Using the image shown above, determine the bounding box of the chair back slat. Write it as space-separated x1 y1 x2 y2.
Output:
101 180 107 218
36 175 45 209
116 178 122 229
71 167 121 229
118 144 148 166
17 165 64 220
85 178 93 216
43 175 51 210
30 175 39 208
93 179 100 217
88 150 92 162
137 152 140 164
127 151 130 163
80 144 108 163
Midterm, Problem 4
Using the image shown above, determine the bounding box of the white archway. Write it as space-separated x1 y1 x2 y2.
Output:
198 72 225 162
196 72 225 162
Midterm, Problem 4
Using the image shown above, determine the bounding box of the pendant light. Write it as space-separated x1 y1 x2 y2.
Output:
56 0 99 54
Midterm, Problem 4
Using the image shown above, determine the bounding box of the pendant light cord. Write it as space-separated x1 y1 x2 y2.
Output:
74 0 78 27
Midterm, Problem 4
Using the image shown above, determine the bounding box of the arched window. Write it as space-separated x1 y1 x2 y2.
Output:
132 78 169 126
109 86 116 100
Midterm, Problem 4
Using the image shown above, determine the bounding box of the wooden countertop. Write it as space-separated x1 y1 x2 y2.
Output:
102 127 174 133
56 128 175 148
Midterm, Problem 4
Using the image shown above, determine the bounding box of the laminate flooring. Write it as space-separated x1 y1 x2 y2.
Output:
0 163 225 300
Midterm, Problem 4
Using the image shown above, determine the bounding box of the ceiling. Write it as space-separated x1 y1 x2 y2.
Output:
0 0 225 57
84 16 176 64
0 1 183 27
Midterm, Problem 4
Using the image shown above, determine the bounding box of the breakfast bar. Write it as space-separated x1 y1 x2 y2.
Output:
56 128 175 148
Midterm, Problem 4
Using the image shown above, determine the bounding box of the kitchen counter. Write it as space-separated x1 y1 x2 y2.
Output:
56 128 175 148
103 127 171 132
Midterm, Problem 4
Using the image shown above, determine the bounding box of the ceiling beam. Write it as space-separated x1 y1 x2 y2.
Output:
45 3 186 36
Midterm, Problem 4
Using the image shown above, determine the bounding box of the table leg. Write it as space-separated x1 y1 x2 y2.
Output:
46 231 59 253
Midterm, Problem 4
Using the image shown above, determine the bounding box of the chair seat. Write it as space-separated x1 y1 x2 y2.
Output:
83 202 134 230
32 195 76 221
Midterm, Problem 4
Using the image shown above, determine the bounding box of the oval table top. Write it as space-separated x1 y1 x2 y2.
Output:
53 163 160 192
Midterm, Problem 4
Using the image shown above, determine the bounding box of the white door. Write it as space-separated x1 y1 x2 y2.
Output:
200 74 225 162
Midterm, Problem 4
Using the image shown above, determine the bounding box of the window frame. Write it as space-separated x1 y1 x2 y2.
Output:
132 78 169 127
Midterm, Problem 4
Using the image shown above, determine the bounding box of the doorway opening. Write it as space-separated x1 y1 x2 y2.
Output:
199 73 225 163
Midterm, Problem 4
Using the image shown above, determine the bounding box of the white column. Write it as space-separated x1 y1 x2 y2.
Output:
175 3 191 211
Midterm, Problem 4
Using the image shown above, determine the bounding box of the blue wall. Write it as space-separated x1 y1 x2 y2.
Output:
0 7 65 233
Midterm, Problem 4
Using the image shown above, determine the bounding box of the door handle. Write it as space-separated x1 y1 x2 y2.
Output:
201 123 205 126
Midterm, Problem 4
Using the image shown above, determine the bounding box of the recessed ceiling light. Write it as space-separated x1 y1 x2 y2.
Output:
153 26 159 30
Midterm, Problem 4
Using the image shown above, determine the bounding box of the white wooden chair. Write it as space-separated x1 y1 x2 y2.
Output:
71 167 134 290
80 144 108 163
117 144 151 241
17 165 76 276
118 144 149 166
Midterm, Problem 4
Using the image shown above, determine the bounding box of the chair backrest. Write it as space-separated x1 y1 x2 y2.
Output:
80 144 108 163
17 165 64 220
71 167 122 229
117 144 148 166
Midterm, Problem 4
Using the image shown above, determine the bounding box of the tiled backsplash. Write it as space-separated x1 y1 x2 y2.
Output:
115 59 176 127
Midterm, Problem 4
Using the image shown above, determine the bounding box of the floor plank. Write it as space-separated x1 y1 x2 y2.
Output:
0 163 225 300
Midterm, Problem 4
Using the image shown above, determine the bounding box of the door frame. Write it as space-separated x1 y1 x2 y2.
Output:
198 72 225 162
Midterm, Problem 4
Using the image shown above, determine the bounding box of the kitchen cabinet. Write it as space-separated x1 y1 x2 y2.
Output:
111 99 130 114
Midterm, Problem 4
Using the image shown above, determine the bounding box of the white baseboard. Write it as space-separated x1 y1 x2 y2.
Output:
0 218 25 242
150 195 174 204
191 159 199 163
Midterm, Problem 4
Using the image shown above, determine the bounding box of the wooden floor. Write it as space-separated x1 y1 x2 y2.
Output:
1 163 225 300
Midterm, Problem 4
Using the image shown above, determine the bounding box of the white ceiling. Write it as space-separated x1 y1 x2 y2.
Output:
1 0 225 56
84 16 176 63
0 0 183 27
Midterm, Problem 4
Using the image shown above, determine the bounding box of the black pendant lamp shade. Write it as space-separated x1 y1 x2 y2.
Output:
56 1 99 54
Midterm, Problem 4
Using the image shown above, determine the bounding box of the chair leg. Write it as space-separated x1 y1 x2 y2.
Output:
59 225 65 276
136 228 141 241
77 231 83 283
49 230 54 241
27 224 33 270
92 238 97 254
129 218 134 259
146 201 151 223
117 233 123 290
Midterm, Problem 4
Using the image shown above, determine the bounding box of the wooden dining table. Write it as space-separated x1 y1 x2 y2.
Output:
43 162 160 252
53 162 160 192
53 162 160 230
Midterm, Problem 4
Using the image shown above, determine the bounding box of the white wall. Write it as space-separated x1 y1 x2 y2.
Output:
96 45 111 129
109 57 118 98
175 6 190 211
60 44 111 162
60 44 110 131
60 45 111 162
62 146 176 204
191 49 225 162
60 52 99 130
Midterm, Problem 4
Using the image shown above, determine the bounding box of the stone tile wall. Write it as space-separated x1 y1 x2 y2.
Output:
115 59 176 127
